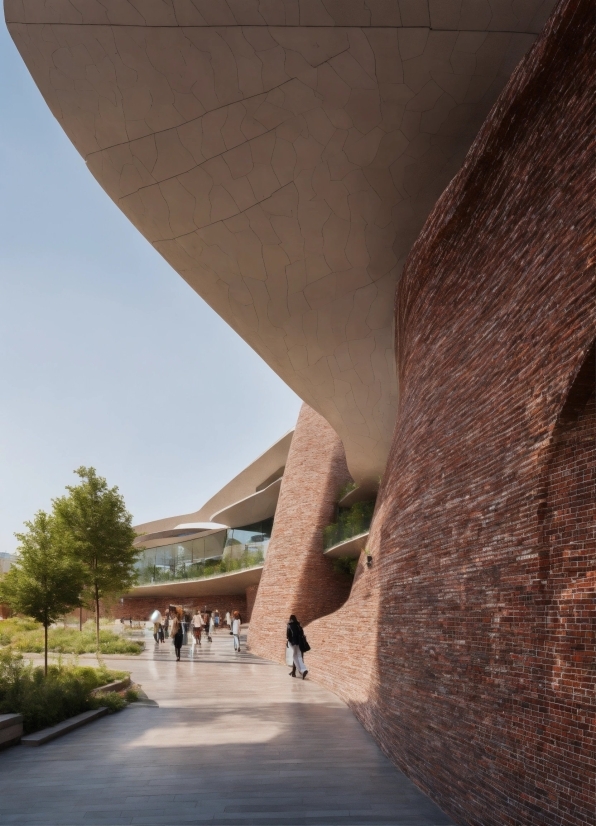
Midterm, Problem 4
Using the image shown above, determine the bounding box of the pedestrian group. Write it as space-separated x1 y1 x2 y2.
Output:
149 606 311 679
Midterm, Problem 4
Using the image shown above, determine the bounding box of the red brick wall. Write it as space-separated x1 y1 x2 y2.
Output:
245 584 259 623
248 403 354 662
536 345 595 823
302 2 595 825
115 594 247 622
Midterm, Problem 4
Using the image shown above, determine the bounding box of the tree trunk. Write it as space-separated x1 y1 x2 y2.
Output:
44 623 48 676
95 584 100 655
79 605 82 632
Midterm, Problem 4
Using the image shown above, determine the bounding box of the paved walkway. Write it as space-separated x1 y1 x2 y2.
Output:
0 633 454 826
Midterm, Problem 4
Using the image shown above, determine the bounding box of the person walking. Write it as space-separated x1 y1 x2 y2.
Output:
231 610 241 652
163 609 170 640
207 612 215 643
192 609 203 646
287 614 309 679
171 610 183 661
150 609 162 644
225 610 231 629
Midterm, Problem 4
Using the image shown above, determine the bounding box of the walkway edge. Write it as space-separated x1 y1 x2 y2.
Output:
20 707 108 746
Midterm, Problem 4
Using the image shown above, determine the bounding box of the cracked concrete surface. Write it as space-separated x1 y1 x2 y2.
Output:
5 0 555 484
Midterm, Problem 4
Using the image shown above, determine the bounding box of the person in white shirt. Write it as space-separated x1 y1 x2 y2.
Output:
192 611 203 646
231 611 241 652
207 612 215 642
225 610 231 628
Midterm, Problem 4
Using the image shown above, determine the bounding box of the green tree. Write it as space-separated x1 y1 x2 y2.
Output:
0 512 83 674
53 467 139 653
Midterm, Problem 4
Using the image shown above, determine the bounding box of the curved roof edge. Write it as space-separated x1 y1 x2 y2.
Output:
134 523 229 548
210 478 282 528
133 429 294 538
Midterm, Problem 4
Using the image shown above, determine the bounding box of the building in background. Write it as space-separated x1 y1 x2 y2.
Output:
0 553 15 576
116 431 293 621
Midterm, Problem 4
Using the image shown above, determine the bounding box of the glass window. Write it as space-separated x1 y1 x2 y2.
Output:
134 519 272 585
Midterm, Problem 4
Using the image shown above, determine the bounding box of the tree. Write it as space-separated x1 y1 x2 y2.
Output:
0 511 83 674
52 467 139 653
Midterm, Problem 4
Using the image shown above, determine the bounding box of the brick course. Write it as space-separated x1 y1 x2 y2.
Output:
302 2 595 824
248 404 354 663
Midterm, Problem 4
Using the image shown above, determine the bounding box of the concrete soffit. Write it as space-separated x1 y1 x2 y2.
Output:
4 0 557 485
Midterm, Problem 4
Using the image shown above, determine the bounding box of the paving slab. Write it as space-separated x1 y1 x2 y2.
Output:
0 635 455 825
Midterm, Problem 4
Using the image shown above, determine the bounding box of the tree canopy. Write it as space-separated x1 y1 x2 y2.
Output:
0 511 83 672
53 467 139 651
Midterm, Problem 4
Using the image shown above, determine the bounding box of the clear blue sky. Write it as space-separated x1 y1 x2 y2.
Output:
0 24 302 552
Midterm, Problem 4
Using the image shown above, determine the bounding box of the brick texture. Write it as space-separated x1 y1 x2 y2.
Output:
245 584 259 623
115 594 247 622
301 2 595 825
248 404 354 663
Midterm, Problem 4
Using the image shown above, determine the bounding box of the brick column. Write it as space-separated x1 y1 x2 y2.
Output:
248 403 353 663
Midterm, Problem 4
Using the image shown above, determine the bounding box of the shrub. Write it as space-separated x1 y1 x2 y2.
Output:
332 556 359 578
0 649 128 733
323 501 375 549
338 481 357 500
124 687 140 703
89 691 127 713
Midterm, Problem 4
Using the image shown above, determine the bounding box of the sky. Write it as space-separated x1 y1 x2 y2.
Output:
0 24 302 553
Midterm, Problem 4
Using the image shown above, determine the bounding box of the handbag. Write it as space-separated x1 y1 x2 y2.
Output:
285 642 294 666
299 633 311 653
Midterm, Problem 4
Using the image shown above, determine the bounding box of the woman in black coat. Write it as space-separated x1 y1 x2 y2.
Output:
170 609 184 661
286 614 309 679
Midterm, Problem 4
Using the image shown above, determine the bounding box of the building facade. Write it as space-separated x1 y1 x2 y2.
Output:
7 1 594 824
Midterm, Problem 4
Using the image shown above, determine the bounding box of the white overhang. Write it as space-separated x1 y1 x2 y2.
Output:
129 565 263 598
210 478 282 529
324 532 369 559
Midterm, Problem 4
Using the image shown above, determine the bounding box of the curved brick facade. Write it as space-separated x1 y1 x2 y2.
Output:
302 2 595 824
248 403 353 663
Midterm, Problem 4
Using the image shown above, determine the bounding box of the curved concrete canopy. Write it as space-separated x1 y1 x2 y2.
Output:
135 521 229 545
5 0 554 483
135 524 227 550
130 564 263 598
210 477 281 527
175 521 229 531
323 530 369 558
132 428 293 538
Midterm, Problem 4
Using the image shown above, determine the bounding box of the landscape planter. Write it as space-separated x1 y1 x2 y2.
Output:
20 707 108 746
0 714 23 749
91 676 130 695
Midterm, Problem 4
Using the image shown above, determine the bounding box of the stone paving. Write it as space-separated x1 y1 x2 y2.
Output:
0 632 455 825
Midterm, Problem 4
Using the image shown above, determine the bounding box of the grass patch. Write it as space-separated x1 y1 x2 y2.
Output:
0 617 143 655
0 649 128 733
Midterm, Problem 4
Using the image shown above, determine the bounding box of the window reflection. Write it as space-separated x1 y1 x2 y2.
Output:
136 518 273 584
